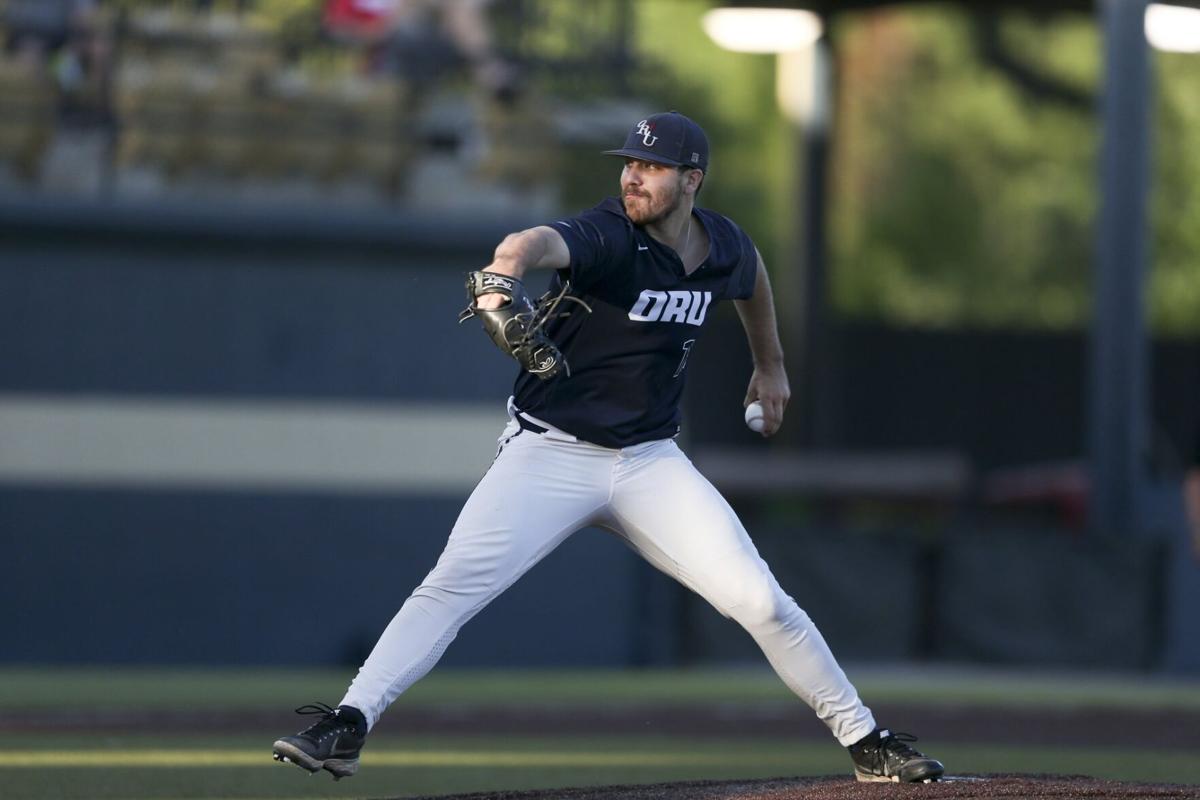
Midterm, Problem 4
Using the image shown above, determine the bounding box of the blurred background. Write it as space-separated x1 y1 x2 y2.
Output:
3 0 1200 678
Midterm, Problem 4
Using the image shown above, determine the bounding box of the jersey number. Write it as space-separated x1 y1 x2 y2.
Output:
673 339 696 378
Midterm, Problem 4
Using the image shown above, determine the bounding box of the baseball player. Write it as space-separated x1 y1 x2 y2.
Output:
272 111 944 784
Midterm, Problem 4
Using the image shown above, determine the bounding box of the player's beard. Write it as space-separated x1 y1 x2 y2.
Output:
622 176 684 226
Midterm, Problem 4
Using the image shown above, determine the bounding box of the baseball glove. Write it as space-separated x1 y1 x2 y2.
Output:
457 271 591 380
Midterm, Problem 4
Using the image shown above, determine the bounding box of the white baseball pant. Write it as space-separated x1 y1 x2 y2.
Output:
341 402 877 746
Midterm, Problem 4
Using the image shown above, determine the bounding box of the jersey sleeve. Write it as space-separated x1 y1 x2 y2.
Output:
727 226 759 300
549 201 632 293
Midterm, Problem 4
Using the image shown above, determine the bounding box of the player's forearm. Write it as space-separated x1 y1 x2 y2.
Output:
734 259 785 368
486 226 569 279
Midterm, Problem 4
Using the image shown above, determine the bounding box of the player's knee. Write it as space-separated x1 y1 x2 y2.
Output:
727 580 788 630
413 560 504 605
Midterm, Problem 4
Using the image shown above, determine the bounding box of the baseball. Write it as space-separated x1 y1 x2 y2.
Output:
744 401 765 433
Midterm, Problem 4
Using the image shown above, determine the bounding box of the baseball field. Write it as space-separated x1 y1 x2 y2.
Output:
5 665 1199 800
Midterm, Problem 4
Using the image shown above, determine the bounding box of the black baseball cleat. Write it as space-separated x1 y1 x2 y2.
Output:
272 702 367 780
848 728 944 783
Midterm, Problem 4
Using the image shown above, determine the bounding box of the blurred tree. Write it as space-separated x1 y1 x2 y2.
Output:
830 7 1097 331
829 5 1200 336
1151 50 1200 336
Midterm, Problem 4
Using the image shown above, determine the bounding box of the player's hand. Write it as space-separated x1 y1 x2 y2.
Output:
476 293 507 310
744 363 790 437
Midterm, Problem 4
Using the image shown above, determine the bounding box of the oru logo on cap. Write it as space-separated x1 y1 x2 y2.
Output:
635 120 659 147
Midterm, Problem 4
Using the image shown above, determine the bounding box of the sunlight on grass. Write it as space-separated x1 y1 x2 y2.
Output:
2 666 1198 711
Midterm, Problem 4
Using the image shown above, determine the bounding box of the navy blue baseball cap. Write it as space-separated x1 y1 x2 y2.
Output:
603 111 709 172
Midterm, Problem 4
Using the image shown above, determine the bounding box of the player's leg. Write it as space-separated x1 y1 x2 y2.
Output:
339 429 610 728
608 438 874 743
607 440 943 782
274 423 609 777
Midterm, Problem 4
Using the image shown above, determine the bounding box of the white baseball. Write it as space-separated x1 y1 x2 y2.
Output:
744 401 765 433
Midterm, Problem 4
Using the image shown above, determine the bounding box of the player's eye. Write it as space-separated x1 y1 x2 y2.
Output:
626 159 659 172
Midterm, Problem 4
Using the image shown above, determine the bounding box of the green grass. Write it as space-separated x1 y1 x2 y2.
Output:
5 734 1199 800
2 734 822 800
3 665 1199 711
3 667 1199 799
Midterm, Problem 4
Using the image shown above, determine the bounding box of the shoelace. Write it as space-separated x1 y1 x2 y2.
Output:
878 731 923 761
293 702 350 737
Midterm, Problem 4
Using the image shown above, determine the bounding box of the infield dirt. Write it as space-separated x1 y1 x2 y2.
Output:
406 775 1200 800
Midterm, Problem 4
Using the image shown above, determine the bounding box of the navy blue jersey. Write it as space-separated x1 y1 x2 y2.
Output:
512 197 759 448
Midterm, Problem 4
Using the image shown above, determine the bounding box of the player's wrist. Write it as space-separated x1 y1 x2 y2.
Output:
752 354 785 371
483 260 524 279
491 229 554 277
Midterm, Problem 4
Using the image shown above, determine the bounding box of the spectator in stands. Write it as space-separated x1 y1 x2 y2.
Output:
3 0 96 64
51 5 110 123
324 0 519 103
4 0 107 125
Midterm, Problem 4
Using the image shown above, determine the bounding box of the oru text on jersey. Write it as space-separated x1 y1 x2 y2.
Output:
513 197 759 448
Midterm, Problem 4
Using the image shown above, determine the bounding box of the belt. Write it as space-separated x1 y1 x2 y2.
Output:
516 413 549 435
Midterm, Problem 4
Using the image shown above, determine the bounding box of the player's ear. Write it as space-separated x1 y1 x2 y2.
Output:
684 168 704 195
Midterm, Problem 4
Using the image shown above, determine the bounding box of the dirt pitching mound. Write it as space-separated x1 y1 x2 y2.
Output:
405 775 1199 800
